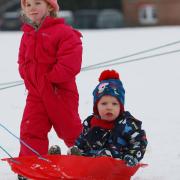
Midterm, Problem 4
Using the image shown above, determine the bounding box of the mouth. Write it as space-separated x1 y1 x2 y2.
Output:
106 112 113 117
30 12 38 16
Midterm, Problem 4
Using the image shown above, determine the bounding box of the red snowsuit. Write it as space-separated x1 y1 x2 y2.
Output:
18 16 82 156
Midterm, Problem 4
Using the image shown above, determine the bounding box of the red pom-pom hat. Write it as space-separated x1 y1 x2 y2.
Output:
99 70 120 82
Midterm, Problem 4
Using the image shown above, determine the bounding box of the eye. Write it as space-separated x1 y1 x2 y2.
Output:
26 3 31 7
101 102 107 106
112 102 119 106
35 1 41 5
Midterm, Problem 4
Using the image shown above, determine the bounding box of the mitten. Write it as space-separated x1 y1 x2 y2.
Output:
124 155 138 166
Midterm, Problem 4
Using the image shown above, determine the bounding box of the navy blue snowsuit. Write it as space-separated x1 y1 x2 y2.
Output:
75 111 147 162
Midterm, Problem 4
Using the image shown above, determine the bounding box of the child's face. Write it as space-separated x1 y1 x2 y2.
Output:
97 95 120 122
24 0 52 25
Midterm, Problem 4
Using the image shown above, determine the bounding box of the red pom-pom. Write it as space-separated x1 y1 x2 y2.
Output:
98 70 120 82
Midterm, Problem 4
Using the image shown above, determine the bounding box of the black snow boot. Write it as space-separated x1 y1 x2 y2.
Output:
17 174 28 180
70 146 81 156
48 145 61 155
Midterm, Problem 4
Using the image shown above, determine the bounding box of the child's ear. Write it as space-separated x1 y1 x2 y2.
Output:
48 5 53 12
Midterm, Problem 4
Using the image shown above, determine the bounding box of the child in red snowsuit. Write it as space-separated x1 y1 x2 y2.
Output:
18 0 82 157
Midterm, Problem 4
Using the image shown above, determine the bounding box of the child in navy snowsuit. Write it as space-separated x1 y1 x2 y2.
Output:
69 69 148 166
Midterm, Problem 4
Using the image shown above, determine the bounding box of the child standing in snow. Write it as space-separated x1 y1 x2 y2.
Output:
18 0 82 159
68 69 148 166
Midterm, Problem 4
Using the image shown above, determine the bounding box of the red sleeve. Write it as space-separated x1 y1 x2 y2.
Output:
18 34 26 79
47 28 83 83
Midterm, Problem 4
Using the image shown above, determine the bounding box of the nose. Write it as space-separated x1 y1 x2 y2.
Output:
31 6 35 11
106 104 113 110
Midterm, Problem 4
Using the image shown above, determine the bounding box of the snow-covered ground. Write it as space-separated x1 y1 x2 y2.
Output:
0 26 180 179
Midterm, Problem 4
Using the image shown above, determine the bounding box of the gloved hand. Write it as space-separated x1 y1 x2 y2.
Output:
124 155 138 166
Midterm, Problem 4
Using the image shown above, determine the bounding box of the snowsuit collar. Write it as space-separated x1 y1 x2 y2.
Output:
21 16 65 32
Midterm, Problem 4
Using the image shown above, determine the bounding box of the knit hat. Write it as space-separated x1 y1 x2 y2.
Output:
21 0 60 12
93 69 125 115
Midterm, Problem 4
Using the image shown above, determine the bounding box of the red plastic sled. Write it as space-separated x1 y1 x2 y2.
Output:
2 155 147 180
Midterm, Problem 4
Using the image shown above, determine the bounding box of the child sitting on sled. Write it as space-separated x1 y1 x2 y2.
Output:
50 69 148 167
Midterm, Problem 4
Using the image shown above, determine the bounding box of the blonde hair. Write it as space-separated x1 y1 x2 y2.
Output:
47 1 58 17
50 10 58 17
